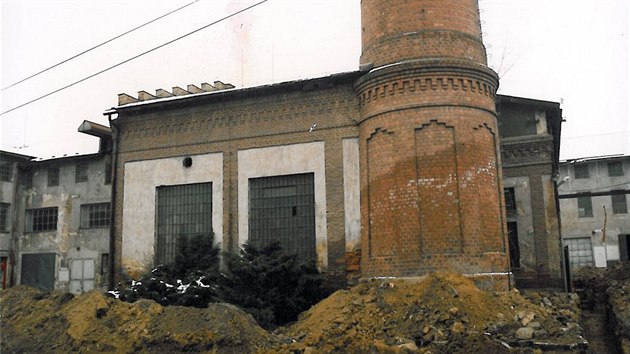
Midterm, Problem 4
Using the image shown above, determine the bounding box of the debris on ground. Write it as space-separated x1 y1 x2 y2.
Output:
1 272 590 353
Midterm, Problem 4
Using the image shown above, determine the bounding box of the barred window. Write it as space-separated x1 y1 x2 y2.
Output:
75 163 88 183
156 183 212 265
0 203 9 232
608 161 624 177
564 237 594 269
577 196 593 218
80 203 110 228
574 164 589 179
612 193 628 214
0 160 11 182
48 167 60 187
26 207 58 232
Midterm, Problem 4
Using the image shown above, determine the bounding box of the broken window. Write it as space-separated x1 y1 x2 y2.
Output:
608 161 624 177
249 173 316 261
507 222 520 269
80 203 110 228
26 207 58 232
577 196 593 218
564 237 594 269
48 167 60 187
0 203 9 232
0 159 11 182
75 163 88 183
156 183 212 265
574 164 589 179
504 188 516 214
612 193 628 214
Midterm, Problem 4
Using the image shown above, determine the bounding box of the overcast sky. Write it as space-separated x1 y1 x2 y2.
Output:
1 0 628 160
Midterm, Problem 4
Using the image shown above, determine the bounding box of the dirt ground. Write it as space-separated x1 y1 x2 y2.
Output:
1 272 589 353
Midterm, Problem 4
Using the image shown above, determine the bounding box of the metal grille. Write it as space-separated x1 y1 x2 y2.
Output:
27 207 58 232
156 183 212 265
249 173 316 260
75 163 88 182
48 167 60 186
0 203 9 232
80 203 111 228
564 237 594 269
0 160 11 182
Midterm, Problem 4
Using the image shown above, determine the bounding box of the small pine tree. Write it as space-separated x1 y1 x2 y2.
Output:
220 241 329 328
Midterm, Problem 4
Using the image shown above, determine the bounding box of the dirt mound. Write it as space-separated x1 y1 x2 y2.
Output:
1 285 276 353
1 273 588 353
278 272 585 353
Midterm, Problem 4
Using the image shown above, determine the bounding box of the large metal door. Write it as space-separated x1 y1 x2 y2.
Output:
70 259 95 294
249 173 316 260
21 253 55 290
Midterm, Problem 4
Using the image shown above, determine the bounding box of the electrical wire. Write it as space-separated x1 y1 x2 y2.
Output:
2 0 200 91
0 0 269 116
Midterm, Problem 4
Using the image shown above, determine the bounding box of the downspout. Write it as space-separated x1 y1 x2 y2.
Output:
106 112 118 290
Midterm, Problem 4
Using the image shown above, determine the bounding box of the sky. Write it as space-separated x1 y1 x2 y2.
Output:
1 0 628 160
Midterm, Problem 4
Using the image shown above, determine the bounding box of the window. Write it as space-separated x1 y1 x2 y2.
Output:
564 237 594 269
156 183 212 265
48 167 60 187
574 164 589 179
104 160 112 185
577 196 593 218
80 203 110 228
249 173 316 261
0 203 9 232
504 188 516 213
26 207 58 232
612 193 628 214
75 163 88 183
608 161 624 177
0 159 11 182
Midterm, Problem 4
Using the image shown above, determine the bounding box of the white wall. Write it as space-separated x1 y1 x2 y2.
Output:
237 142 328 267
122 153 223 273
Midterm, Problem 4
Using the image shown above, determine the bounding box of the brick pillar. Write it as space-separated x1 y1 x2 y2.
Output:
355 0 509 289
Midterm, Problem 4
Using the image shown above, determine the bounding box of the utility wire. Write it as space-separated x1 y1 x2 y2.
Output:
2 0 200 91
0 0 269 116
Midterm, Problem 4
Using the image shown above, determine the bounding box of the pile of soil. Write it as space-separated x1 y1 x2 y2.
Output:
0 285 277 353
1 273 588 353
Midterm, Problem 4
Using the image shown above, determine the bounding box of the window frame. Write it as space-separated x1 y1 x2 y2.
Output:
577 196 593 218
26 207 58 232
0 160 12 182
80 203 111 229
612 193 628 215
47 167 60 187
75 163 88 183
574 164 589 179
0 203 10 232
608 161 624 177
504 187 516 213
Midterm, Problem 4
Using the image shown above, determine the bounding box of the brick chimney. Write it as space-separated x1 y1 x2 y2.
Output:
355 0 509 289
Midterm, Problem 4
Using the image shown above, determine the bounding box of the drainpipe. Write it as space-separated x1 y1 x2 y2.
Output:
106 112 118 290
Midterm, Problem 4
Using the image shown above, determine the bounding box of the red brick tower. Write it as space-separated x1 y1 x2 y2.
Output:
355 0 509 288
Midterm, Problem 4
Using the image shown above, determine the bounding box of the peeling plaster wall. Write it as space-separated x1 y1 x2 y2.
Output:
16 155 111 292
237 142 328 268
122 153 223 277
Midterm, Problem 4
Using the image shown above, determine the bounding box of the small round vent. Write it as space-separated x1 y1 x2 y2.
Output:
183 157 193 168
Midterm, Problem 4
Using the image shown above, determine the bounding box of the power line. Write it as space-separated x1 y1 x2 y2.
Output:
2 0 200 91
0 0 269 116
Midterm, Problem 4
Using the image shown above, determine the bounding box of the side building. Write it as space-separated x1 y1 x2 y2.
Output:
558 155 630 269
498 95 563 288
0 121 112 292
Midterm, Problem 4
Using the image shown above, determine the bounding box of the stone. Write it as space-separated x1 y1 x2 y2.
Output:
526 321 541 329
516 327 535 340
